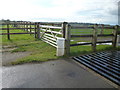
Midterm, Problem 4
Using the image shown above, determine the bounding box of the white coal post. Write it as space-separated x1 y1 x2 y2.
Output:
117 35 120 47
56 38 65 56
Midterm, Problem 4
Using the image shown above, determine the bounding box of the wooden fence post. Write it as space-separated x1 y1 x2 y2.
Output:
64 24 71 56
24 22 25 31
101 24 104 35
20 22 22 28
18 22 20 28
62 22 68 38
22 22 24 30
13 21 15 27
92 24 98 52
30 22 31 34
26 22 28 32
7 21 10 40
25 22 26 31
34 22 37 38
116 35 120 47
37 23 40 39
16 22 18 28
19 22 21 28
112 25 119 48
21 21 23 28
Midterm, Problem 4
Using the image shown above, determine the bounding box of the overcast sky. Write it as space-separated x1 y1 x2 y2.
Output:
0 0 119 24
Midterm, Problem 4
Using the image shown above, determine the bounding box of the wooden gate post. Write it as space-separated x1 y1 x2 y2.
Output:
7 21 10 40
64 24 71 56
92 24 98 52
112 25 119 48
62 22 68 38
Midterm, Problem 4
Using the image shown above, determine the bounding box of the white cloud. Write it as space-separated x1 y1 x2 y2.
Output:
0 0 119 24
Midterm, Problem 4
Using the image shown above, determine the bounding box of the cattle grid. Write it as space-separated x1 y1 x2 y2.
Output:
73 51 120 86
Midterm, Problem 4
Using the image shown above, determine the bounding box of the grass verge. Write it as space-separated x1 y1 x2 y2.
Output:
8 40 59 65
70 45 120 57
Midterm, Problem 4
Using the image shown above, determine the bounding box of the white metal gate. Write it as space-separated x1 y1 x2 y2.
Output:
40 25 65 56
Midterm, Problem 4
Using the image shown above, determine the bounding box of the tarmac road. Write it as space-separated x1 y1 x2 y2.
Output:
2 59 114 88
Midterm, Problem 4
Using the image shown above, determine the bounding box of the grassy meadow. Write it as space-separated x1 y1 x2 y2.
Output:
1 24 120 65
1 25 58 65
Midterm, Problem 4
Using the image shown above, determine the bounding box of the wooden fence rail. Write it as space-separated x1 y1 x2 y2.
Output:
67 24 120 55
71 34 114 37
1 21 120 56
1 28 35 30
1 21 38 40
0 32 36 35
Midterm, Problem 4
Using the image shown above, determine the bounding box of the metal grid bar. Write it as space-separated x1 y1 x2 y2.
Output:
73 51 120 86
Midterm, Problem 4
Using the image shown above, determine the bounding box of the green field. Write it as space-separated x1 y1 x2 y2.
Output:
71 28 113 35
1 25 120 65
1 25 58 65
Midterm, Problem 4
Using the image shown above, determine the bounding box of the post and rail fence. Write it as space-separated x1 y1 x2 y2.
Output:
70 24 120 54
1 21 120 56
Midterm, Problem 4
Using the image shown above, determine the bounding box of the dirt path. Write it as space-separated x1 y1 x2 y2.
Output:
2 52 31 66
1 46 31 66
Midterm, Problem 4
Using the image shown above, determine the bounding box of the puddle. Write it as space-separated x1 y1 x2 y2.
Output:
77 42 113 45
